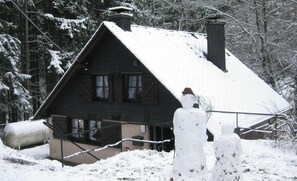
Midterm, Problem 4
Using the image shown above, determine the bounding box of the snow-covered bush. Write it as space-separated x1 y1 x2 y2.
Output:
271 112 297 155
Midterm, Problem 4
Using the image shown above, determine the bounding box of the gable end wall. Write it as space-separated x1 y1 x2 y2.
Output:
47 30 180 125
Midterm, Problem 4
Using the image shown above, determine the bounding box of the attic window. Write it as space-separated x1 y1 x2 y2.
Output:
124 74 142 101
94 75 109 100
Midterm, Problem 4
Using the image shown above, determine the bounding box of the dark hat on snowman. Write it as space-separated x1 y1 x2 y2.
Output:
182 87 194 95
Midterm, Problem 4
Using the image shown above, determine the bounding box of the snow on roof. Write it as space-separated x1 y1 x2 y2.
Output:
103 21 290 135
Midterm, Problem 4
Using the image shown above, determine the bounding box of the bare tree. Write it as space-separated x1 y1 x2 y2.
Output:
224 0 296 110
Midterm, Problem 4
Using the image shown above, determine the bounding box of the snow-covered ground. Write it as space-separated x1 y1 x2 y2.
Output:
0 139 296 181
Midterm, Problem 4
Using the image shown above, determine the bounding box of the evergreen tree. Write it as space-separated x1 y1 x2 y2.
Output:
0 0 32 123
0 0 110 121
17 0 109 113
0 34 32 123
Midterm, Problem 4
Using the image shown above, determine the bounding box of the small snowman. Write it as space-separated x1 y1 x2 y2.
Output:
172 87 208 181
210 122 243 181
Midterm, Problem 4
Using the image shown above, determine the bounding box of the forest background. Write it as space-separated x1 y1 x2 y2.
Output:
0 0 296 133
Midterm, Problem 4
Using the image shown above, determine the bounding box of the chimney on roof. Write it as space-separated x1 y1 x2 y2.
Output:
108 6 132 31
206 20 226 71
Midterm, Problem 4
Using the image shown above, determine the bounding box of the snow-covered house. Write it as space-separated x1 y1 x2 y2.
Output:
33 11 290 164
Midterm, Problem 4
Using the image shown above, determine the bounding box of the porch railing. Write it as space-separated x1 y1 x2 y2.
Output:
206 110 285 135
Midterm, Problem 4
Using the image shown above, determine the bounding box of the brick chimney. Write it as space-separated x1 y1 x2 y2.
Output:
108 6 132 31
206 21 226 71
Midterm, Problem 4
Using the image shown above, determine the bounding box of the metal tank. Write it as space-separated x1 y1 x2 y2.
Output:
3 120 49 150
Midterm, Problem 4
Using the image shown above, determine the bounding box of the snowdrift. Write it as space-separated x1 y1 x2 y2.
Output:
0 139 297 180
3 120 49 149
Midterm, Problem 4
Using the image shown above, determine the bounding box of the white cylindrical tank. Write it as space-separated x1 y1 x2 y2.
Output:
3 120 49 149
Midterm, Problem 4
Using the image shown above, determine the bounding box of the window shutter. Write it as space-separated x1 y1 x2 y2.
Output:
52 115 68 139
108 73 114 102
79 74 92 101
101 122 121 148
142 74 159 104
114 73 123 103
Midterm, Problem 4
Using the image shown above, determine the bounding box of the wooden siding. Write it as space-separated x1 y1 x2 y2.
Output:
46 30 180 125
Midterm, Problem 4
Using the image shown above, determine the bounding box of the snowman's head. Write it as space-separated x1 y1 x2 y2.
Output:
221 122 235 135
180 94 195 109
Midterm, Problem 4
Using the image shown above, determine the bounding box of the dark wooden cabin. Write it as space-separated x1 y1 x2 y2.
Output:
33 13 182 164
33 9 290 164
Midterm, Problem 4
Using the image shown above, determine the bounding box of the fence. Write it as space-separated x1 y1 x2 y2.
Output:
207 110 286 136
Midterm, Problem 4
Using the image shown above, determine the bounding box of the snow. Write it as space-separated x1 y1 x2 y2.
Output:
0 81 9 91
0 34 20 63
48 50 64 74
0 139 296 180
43 13 87 38
108 6 133 11
3 120 47 136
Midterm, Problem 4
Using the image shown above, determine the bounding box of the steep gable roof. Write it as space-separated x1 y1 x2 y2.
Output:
103 22 290 134
34 21 290 135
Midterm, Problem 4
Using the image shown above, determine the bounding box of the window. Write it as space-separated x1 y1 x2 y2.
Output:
69 119 121 147
71 119 85 140
95 75 108 99
89 120 102 142
126 75 142 101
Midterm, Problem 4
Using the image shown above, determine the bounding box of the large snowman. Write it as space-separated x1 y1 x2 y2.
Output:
172 87 208 181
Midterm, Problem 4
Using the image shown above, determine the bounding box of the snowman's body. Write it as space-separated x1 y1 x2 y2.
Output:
172 94 208 180
210 124 243 181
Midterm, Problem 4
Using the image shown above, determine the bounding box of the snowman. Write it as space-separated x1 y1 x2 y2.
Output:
209 122 243 181
172 87 208 181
